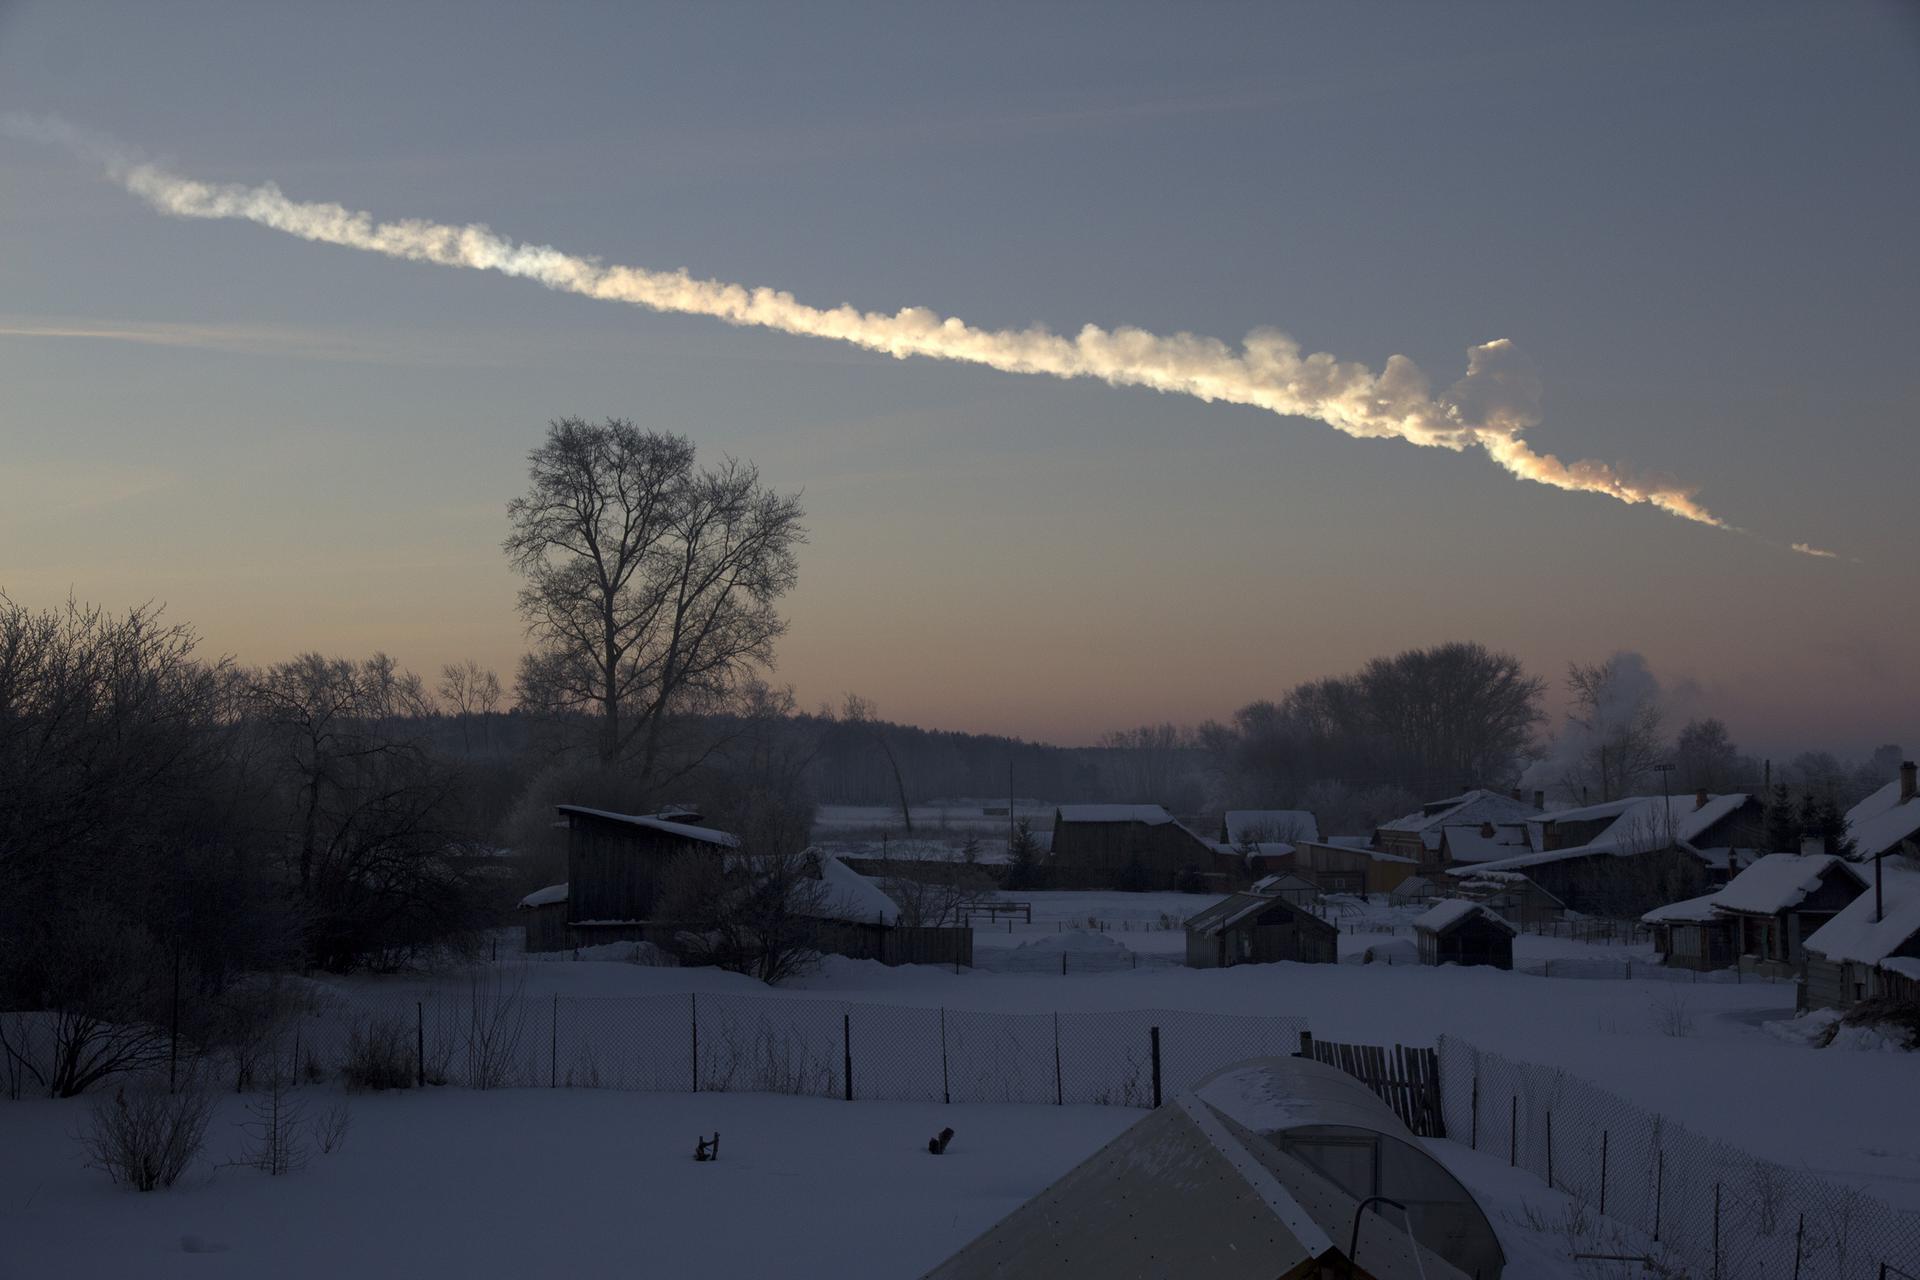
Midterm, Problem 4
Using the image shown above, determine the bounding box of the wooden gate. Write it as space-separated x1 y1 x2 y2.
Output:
1296 1032 1445 1138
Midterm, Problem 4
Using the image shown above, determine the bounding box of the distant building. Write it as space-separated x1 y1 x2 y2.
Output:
1456 791 1764 917
1375 789 1542 873
1250 871 1321 909
1641 852 1866 974
1290 840 1419 896
1413 900 1516 970
1803 856 1920 1009
1220 809 1320 846
1184 891 1337 968
1049 804 1225 890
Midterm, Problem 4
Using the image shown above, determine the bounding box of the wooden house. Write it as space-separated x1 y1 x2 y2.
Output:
1049 804 1225 890
1184 891 1337 968
1709 852 1867 975
1845 761 1920 862
554 805 739 944
1458 792 1765 917
1290 840 1418 897
1413 900 1516 970
1641 894 1737 972
1803 857 1920 1010
1375 789 1541 874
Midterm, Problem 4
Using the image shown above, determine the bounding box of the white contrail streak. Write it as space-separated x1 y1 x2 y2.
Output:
10 115 1803 540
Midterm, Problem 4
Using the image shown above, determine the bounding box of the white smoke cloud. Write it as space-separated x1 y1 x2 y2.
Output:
1791 542 1838 559
4 116 1834 545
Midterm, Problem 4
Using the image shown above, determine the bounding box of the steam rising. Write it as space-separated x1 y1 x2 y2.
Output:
6 115 1836 547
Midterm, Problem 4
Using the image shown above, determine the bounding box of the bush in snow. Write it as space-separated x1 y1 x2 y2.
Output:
462 963 531 1090
80 1082 215 1191
342 1015 413 1091
312 1101 352 1155
235 1068 308 1176
1647 987 1695 1037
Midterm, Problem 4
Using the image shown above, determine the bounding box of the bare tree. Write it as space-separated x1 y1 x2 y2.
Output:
1563 654 1667 802
503 419 805 787
438 658 502 753
840 694 913 831
658 848 831 986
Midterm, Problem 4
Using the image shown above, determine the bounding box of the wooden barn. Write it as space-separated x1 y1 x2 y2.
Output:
1413 900 1516 970
1184 891 1338 969
1049 804 1224 891
1290 840 1418 897
560 805 739 924
1374 789 1541 874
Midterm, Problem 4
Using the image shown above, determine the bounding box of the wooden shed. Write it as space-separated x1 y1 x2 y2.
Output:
558 805 740 927
1413 900 1515 970
1049 804 1224 891
1291 841 1418 897
1641 894 1737 972
1185 892 1338 969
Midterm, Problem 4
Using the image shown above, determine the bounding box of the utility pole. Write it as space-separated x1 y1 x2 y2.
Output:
1655 762 1675 849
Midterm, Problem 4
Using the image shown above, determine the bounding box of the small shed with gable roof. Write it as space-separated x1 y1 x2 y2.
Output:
1413 900 1516 970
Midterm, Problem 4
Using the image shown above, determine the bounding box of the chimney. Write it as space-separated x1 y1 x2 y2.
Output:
1509 787 1522 803
1902 760 1917 805
1694 788 1708 812
1532 790 1544 811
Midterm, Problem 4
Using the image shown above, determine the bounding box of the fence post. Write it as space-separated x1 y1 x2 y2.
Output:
1061 952 1067 976
1150 1026 1161 1108
940 1008 950 1105
416 1001 426 1087
689 993 698 1093
1470 1069 1479 1149
1599 1130 1608 1214
1509 1095 1517 1167
843 1012 853 1102
1792 1213 1804 1280
1298 1030 1313 1059
550 993 558 1089
1053 1013 1063 1106
1654 1148 1663 1241
1713 1182 1722 1280
1546 1109 1554 1188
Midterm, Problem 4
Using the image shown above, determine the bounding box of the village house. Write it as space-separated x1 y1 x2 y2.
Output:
1456 791 1764 917
1845 760 1920 862
1048 804 1225 890
1435 819 1533 867
1641 850 1868 974
1220 808 1320 846
1183 889 1338 968
1374 788 1542 874
1445 868 1564 927
1803 856 1920 1010
1288 839 1418 896
1413 900 1516 970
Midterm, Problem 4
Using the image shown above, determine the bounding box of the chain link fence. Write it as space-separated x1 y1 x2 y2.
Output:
1437 1035 1920 1280
280 980 1306 1109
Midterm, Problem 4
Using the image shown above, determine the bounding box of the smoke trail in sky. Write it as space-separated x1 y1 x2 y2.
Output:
7 115 1834 550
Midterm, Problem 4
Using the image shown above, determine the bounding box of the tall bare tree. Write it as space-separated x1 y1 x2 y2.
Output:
437 658 502 753
504 419 805 788
1563 654 1667 802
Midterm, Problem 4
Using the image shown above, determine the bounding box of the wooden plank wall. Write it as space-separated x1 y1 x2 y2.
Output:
1299 1034 1446 1138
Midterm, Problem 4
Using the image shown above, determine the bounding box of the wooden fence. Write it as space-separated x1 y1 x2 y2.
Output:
1297 1031 1445 1138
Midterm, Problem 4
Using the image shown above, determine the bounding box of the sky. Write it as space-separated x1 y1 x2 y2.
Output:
1 2 1915 755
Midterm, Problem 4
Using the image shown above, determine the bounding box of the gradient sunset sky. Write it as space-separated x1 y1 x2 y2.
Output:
1 2 1914 753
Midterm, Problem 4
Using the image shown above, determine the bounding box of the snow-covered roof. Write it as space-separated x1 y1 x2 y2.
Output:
1710 853 1865 917
1054 804 1173 825
1641 892 1724 925
1845 778 1920 861
1803 858 1920 966
517 882 568 909
802 851 900 926
1185 891 1326 936
1223 809 1320 845
1440 822 1532 863
1465 793 1752 874
554 805 740 848
1413 899 1515 935
1379 790 1540 850
1252 872 1318 895
1300 840 1417 865
1323 834 1374 849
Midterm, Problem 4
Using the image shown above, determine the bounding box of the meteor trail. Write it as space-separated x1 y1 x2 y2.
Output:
10 114 1833 552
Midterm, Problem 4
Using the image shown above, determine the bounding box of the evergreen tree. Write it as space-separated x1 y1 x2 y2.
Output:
1763 784 1800 852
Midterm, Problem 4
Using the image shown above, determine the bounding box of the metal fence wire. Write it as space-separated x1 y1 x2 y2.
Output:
1437 1035 1920 1280
285 985 1308 1111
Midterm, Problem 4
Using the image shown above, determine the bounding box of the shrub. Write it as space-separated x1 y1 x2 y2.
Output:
342 1015 413 1091
80 1083 215 1191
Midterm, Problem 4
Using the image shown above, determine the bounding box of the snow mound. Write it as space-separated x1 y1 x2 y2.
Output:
1354 938 1418 965
1830 1023 1916 1052
1763 1009 1842 1047
1012 929 1127 955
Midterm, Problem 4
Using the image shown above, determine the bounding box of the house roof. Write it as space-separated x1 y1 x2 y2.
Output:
1054 804 1173 825
1709 853 1866 917
801 851 900 926
1223 809 1320 845
1440 822 1532 863
1846 778 1920 861
517 882 568 909
1184 891 1329 936
1413 899 1515 936
554 805 740 848
1379 789 1541 851
1462 793 1751 875
1298 840 1417 865
1641 891 1725 925
1252 872 1319 895
1803 858 1920 966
